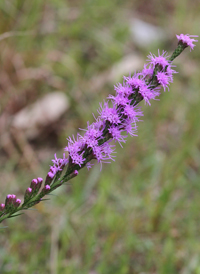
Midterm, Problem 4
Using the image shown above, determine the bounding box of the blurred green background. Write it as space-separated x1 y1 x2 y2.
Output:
0 0 200 273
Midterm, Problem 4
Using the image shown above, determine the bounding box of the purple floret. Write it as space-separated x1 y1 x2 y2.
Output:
122 104 142 121
108 93 130 107
141 64 154 79
92 142 116 168
123 120 138 137
52 153 68 168
114 82 133 97
124 74 145 90
147 50 170 69
65 136 86 166
97 101 121 124
139 84 160 105
108 126 127 147
156 71 172 91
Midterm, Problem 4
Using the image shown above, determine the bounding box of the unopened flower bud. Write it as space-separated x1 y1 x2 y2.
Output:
45 185 50 191
45 167 57 185
70 170 79 179
74 170 78 176
24 187 32 202
37 177 43 187
26 187 32 194
14 199 21 208
0 203 5 212
40 184 51 196
5 194 15 207
30 178 42 195
30 179 38 190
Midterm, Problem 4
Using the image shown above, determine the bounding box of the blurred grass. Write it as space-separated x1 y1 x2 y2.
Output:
0 0 200 273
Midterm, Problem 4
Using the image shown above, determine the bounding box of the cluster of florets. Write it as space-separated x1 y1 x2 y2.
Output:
61 50 177 170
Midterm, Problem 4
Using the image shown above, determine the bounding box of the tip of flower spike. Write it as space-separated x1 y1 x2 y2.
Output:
176 34 198 51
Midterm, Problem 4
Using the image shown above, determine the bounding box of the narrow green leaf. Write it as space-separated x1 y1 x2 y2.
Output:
8 213 24 218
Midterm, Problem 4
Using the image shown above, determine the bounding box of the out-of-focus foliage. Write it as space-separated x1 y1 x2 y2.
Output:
0 0 200 273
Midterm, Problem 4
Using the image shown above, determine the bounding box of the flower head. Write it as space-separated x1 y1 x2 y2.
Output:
156 71 172 91
65 136 86 166
114 82 132 97
176 34 198 51
147 50 170 69
97 101 121 124
141 64 154 79
108 126 127 147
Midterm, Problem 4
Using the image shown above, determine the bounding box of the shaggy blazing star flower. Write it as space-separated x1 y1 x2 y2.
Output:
156 71 172 91
176 34 198 51
0 33 198 224
147 50 170 69
108 126 127 148
97 101 121 124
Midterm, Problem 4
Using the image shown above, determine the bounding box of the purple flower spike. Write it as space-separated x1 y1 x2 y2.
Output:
176 34 198 51
0 34 198 224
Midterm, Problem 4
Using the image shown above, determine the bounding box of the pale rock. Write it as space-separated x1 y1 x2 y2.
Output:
12 92 69 139
130 19 166 48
